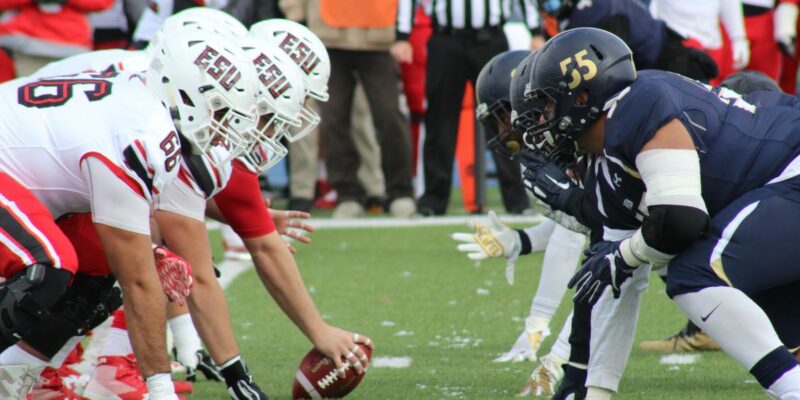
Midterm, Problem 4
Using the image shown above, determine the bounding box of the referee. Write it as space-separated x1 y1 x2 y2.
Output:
392 0 542 216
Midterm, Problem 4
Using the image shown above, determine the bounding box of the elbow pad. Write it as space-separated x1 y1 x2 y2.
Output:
642 204 709 255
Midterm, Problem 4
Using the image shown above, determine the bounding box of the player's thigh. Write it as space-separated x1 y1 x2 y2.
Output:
56 213 111 276
667 183 800 297
0 173 77 276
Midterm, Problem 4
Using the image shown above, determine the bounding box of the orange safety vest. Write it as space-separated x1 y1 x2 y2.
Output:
319 0 399 28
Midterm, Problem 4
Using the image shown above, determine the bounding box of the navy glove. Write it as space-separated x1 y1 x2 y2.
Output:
567 241 636 304
520 151 577 211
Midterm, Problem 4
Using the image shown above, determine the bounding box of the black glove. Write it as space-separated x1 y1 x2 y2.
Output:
568 241 636 304
520 151 578 211
552 364 587 400
227 375 269 400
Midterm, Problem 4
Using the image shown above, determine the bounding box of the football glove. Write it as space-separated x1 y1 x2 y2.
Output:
520 151 578 212
567 241 636 304
552 364 587 400
451 211 529 284
153 245 193 305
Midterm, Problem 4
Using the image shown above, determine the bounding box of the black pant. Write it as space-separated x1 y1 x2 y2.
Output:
420 31 529 214
320 49 414 202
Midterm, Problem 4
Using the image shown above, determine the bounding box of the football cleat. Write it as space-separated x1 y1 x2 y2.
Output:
227 375 269 400
639 322 721 352
517 353 565 397
28 366 86 400
84 354 193 399
186 349 223 382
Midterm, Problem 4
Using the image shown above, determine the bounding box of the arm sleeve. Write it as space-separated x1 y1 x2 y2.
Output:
720 0 747 42
81 156 151 235
395 0 418 40
212 161 276 238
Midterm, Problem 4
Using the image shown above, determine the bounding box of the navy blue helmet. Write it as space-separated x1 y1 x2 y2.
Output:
537 0 576 19
475 50 531 158
524 27 636 162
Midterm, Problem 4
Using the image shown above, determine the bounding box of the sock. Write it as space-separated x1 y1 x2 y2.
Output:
0 344 48 369
674 287 785 370
168 313 202 369
530 224 585 318
768 365 800 399
550 312 573 362
145 372 178 399
522 219 557 252
219 355 250 387
49 336 84 367
586 386 613 400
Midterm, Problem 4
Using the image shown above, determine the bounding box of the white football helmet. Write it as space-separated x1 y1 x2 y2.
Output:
146 29 259 166
249 19 330 142
238 37 306 171
146 7 247 57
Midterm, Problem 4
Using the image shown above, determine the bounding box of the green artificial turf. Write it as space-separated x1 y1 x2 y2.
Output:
188 224 763 399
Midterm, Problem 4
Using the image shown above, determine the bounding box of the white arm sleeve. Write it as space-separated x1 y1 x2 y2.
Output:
155 180 207 222
618 149 708 268
81 157 151 235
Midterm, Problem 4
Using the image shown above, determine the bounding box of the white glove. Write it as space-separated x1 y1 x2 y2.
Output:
731 38 751 70
775 2 799 56
451 211 524 284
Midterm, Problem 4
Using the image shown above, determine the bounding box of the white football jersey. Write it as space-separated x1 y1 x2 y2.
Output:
31 50 150 79
0 71 180 220
156 145 234 222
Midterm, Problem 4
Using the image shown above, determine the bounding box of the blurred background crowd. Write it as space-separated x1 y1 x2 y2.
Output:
1 0 798 218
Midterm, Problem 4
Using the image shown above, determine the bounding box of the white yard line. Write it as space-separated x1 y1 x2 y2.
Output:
207 214 544 231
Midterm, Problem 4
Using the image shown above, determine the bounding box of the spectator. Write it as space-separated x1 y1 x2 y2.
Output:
650 0 749 84
741 0 781 79
393 0 540 216
776 0 800 93
224 0 283 26
0 0 113 76
282 0 417 218
88 0 132 49
537 0 719 82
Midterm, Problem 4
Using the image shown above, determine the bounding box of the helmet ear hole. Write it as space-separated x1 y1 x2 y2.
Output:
576 90 590 106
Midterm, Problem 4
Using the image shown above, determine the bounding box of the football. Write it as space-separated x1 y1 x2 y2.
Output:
291 344 372 399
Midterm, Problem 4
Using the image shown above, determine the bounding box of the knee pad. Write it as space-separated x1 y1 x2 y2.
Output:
0 265 72 349
22 274 121 358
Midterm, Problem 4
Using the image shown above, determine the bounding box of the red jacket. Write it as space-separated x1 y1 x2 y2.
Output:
0 0 113 57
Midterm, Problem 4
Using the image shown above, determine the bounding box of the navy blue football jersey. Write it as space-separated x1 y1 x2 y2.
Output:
602 70 800 218
563 0 666 69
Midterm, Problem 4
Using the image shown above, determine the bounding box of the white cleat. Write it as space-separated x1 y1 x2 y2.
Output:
0 364 39 398
517 353 565 397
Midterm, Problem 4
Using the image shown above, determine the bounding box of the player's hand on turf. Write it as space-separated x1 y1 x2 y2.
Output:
451 211 526 284
520 151 578 211
266 198 315 253
568 241 635 304
311 325 373 377
153 245 193 305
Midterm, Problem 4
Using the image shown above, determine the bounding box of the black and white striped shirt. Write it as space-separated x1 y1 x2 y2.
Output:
396 0 540 40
